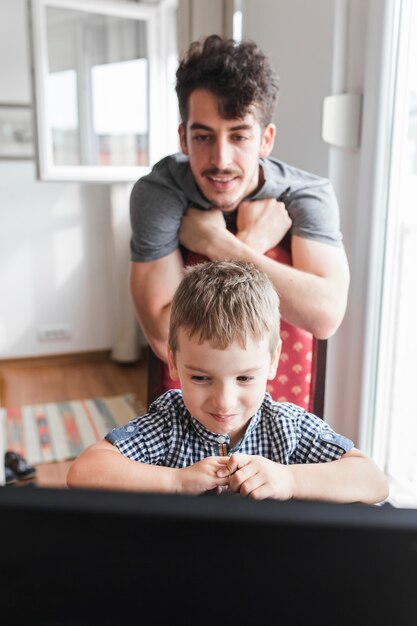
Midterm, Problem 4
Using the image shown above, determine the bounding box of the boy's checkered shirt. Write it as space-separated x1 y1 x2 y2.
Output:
106 390 353 465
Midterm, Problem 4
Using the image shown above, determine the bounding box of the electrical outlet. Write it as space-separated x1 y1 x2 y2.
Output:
38 325 72 342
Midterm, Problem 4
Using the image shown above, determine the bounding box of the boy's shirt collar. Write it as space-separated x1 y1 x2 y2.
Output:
188 405 262 452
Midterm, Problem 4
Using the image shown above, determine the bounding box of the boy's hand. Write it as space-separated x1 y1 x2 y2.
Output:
217 452 296 500
177 456 230 495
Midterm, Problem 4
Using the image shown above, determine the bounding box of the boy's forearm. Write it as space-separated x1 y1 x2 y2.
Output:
288 453 389 504
67 448 179 493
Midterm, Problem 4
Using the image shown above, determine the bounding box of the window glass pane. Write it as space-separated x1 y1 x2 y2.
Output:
47 69 79 165
374 0 417 497
91 59 148 165
385 11 417 485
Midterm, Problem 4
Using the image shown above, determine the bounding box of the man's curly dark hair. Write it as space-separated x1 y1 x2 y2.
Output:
175 35 279 128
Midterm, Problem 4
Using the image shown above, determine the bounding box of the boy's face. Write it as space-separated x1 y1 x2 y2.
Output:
168 329 280 447
178 88 275 212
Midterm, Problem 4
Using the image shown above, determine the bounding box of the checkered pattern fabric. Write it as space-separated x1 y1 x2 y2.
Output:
106 390 353 466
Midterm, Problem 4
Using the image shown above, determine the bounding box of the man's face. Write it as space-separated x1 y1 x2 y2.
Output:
179 89 275 212
168 329 280 447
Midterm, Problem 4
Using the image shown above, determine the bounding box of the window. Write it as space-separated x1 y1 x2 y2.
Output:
367 0 417 506
29 0 178 181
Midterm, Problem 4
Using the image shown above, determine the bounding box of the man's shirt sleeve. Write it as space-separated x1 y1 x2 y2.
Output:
259 158 343 247
130 176 185 262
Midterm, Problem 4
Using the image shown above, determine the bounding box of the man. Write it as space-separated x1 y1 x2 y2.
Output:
129 35 350 409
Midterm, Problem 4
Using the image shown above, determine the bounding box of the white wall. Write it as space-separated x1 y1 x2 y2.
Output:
0 0 115 359
324 0 370 443
0 0 31 103
177 0 226 52
243 0 336 178
243 0 370 442
0 161 114 358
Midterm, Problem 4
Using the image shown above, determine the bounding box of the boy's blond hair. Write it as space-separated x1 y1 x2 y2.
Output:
169 260 280 354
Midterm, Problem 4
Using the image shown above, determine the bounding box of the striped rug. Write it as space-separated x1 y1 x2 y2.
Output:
0 394 145 466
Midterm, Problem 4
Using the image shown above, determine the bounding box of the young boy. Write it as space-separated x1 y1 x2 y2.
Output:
67 261 388 503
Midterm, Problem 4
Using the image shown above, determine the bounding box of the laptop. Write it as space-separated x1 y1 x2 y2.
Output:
0 487 416 625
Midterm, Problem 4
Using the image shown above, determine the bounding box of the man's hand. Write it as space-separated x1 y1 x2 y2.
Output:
236 198 292 254
177 456 231 495
217 452 295 500
179 207 233 258
175 200 349 339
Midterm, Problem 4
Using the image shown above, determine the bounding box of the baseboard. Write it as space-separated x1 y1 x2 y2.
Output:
0 350 113 369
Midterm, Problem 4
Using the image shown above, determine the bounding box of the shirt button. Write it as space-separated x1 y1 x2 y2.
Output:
217 435 227 444
323 433 334 441
126 425 135 433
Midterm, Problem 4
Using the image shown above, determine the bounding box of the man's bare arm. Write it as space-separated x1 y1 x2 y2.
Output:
179 208 349 339
268 235 350 338
129 250 184 362
236 198 292 253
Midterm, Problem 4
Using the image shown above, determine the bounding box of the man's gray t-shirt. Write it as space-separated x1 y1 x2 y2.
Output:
130 153 343 262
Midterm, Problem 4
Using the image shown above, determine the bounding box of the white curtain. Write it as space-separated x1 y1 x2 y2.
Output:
109 183 146 362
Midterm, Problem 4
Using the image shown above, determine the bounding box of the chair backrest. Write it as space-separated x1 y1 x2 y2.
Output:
146 347 165 407
310 338 327 418
147 338 327 418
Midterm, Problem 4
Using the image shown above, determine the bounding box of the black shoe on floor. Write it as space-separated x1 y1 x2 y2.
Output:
5 451 36 480
5 465 18 485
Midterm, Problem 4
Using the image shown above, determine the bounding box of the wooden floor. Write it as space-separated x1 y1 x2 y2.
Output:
0 350 148 489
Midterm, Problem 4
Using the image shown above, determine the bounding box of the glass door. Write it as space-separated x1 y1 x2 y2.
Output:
370 0 417 505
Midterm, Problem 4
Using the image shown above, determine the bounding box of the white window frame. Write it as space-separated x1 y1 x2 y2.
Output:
29 0 177 182
355 0 402 456
354 0 417 506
